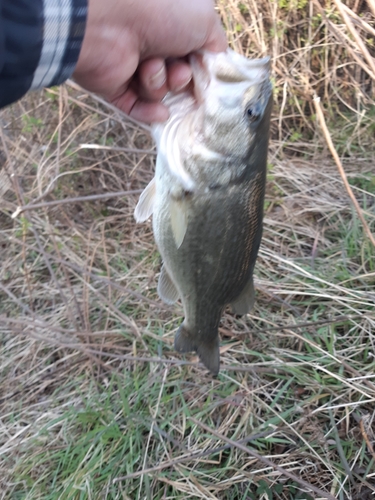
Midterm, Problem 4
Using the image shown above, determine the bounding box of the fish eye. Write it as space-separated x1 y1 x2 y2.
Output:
245 104 261 123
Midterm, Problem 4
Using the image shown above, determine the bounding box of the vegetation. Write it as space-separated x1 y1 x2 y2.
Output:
1 0 374 498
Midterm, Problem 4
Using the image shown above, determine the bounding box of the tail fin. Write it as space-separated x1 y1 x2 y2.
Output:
174 323 220 375
197 337 220 376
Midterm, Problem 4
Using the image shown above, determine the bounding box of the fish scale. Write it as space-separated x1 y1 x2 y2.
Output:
134 49 273 375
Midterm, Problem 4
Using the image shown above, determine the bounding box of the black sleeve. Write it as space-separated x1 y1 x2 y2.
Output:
0 0 87 109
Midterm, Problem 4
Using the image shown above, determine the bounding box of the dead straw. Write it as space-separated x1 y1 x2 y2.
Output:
191 418 337 500
113 428 282 483
11 189 142 217
333 0 375 80
313 95 375 247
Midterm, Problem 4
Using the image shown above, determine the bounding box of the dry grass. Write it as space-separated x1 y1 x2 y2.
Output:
1 1 375 499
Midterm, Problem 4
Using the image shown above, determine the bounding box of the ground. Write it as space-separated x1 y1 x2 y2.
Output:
0 1 374 499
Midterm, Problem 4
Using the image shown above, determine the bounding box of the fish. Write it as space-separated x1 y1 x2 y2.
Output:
135 49 273 375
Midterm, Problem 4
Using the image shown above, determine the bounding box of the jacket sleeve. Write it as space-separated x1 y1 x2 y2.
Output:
0 0 87 109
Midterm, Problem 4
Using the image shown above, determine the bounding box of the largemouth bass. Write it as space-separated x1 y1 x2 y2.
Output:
135 49 272 375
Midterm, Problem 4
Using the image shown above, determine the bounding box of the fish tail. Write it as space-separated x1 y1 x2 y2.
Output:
196 338 220 376
174 323 220 375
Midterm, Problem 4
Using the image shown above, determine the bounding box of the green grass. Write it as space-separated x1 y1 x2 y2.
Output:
4 321 374 499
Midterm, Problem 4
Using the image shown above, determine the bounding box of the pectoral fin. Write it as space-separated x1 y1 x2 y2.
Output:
170 197 188 248
157 265 179 304
134 177 156 222
230 277 255 315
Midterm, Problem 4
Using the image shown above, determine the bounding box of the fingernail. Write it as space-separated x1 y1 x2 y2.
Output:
174 76 192 93
149 66 167 90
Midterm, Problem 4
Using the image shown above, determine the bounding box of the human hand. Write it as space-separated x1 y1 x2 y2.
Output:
73 0 227 123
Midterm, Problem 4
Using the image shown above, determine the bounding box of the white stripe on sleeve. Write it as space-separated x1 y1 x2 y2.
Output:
31 0 72 89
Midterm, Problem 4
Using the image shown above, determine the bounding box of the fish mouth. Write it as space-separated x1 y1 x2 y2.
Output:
189 49 271 104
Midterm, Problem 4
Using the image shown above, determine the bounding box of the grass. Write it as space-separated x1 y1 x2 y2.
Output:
1 0 375 499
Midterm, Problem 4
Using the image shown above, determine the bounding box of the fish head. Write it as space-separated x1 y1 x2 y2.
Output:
150 49 273 192
189 49 273 164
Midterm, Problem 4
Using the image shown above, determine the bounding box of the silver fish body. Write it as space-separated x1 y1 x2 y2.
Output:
135 49 272 374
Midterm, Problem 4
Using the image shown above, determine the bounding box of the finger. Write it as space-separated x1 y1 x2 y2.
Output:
137 58 169 101
129 101 170 123
111 87 169 123
166 61 192 92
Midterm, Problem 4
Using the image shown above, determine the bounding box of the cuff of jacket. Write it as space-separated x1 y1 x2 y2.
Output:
31 0 87 90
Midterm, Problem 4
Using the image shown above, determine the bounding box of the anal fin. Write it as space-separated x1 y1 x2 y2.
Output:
230 277 255 315
134 177 156 222
174 323 197 353
157 265 179 304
